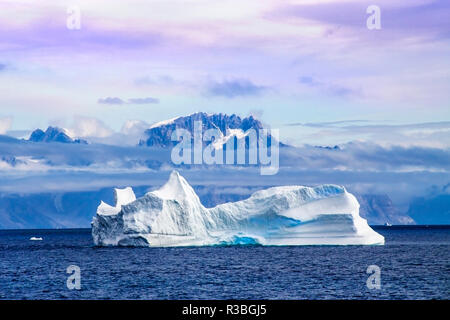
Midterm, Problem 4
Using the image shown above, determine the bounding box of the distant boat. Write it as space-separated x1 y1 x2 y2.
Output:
29 237 43 241
384 223 392 227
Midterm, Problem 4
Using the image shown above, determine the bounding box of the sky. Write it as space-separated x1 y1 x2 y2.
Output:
0 0 449 147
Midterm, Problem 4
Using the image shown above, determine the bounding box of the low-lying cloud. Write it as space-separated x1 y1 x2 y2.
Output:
62 116 114 139
0 138 448 207
286 121 450 148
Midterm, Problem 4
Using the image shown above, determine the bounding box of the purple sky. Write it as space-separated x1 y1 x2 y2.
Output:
0 0 449 147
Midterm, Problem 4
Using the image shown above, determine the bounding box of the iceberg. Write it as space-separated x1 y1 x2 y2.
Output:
92 171 385 246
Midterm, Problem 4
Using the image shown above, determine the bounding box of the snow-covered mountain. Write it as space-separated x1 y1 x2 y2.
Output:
92 171 385 246
139 112 280 148
29 127 87 144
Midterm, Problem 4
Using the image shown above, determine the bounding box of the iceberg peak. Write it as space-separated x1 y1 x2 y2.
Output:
97 187 136 216
114 187 136 207
151 171 199 203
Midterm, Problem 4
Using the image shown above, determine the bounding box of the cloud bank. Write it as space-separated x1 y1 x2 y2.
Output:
285 121 450 148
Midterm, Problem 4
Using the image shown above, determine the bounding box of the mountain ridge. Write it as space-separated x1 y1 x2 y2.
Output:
28 126 87 144
139 112 281 148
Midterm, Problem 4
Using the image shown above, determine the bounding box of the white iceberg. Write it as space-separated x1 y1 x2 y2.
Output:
92 171 384 246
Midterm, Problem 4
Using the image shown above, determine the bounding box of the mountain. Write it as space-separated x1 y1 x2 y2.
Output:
139 112 280 148
357 194 415 225
28 126 87 144
0 190 113 229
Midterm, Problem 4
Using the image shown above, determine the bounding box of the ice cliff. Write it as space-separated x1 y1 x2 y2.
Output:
92 171 385 246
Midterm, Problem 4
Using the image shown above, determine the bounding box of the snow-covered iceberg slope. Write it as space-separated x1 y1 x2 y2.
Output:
92 171 384 246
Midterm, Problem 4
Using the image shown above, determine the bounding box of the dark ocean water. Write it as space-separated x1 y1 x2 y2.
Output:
0 226 448 300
